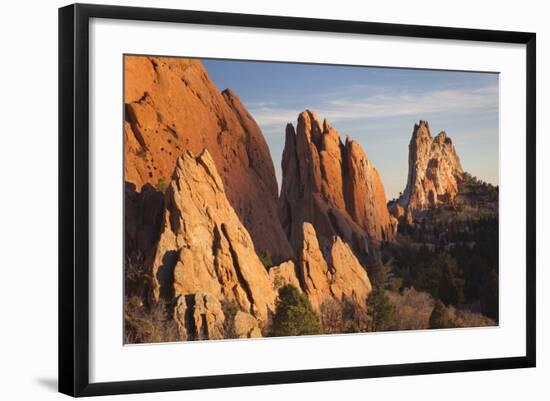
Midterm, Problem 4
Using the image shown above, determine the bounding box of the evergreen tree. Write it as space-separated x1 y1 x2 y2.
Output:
368 250 401 292
271 285 321 337
435 254 465 306
367 287 395 332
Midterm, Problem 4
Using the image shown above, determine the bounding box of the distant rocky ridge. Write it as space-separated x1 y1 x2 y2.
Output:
278 110 396 257
397 120 464 213
124 56 293 262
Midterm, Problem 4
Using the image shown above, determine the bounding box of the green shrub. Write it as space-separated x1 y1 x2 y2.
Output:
271 285 321 337
259 249 273 268
156 177 168 193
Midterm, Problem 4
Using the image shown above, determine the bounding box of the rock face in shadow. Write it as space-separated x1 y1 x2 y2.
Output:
297 223 372 312
278 110 395 256
124 182 165 261
173 293 225 341
398 120 464 212
151 150 277 328
124 56 292 262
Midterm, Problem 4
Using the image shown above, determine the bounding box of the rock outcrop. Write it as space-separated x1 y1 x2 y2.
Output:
268 260 301 291
173 293 225 341
328 235 373 305
297 223 372 311
234 311 263 339
398 121 464 212
279 110 395 256
389 202 413 225
152 150 277 328
124 56 292 262
344 139 398 239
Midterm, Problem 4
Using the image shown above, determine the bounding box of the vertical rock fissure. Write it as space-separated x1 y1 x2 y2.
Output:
184 294 198 340
220 223 255 315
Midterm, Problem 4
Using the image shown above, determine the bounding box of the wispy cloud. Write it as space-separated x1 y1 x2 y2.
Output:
246 105 299 127
248 84 498 129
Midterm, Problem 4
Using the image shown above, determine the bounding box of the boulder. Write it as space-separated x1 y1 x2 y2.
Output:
234 311 262 339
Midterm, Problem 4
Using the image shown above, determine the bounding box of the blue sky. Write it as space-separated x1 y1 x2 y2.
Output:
203 59 499 200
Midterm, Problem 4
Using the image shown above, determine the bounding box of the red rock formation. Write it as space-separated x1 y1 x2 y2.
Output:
173 293 225 341
151 150 277 327
124 56 292 261
268 260 301 291
399 120 464 212
389 202 413 225
152 151 374 338
279 110 395 255
344 139 397 240
296 223 372 312
233 311 263 338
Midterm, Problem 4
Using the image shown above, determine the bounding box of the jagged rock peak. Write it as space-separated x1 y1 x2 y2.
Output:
298 109 323 139
124 56 293 262
151 150 276 331
416 119 430 130
279 111 395 255
399 120 464 212
434 130 453 145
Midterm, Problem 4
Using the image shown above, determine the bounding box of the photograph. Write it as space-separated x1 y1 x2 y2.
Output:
123 54 499 344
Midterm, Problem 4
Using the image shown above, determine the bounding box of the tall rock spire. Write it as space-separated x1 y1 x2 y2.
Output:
398 120 464 212
279 110 396 256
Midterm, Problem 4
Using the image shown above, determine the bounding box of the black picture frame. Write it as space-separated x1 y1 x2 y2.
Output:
58 3 536 397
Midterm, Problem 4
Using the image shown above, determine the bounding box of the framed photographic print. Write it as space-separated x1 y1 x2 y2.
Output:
58 3 536 397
